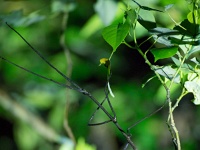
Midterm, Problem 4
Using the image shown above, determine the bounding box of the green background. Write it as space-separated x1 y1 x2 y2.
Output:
0 0 199 150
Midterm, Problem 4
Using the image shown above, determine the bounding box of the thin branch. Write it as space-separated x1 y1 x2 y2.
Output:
6 22 81 91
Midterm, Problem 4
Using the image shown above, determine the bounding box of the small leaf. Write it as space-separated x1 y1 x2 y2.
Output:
150 46 178 62
190 57 200 65
102 22 130 51
76 138 96 150
185 81 200 105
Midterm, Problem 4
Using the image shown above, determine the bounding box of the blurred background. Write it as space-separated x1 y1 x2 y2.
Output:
0 0 200 150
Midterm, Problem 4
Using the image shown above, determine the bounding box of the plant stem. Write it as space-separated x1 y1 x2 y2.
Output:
60 11 76 145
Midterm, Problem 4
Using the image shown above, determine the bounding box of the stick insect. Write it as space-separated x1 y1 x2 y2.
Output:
0 22 139 149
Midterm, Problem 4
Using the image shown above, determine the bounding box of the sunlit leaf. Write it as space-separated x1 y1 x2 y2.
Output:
185 81 200 105
76 138 96 150
190 57 200 65
94 0 118 26
102 22 130 51
187 9 200 24
150 46 178 62
188 45 200 57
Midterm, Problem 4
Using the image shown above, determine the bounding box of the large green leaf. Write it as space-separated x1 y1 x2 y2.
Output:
150 46 178 62
102 22 130 51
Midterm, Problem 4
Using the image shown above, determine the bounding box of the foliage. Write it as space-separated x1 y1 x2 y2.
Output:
101 0 200 149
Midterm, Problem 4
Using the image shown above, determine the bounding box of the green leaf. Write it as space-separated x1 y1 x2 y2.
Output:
190 57 200 65
102 22 130 51
187 9 200 24
150 46 178 62
76 138 96 150
125 9 136 25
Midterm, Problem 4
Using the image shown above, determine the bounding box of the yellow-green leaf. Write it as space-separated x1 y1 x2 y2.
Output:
102 22 129 51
